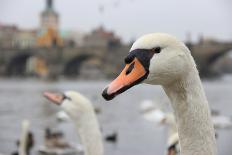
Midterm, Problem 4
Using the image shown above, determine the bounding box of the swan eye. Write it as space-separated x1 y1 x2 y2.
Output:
151 47 161 53
63 94 71 101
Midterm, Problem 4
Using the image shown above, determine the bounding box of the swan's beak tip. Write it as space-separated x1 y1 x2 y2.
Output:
43 92 49 98
42 91 63 105
102 87 115 101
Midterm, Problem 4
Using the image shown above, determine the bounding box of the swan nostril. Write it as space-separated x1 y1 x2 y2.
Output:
125 62 135 75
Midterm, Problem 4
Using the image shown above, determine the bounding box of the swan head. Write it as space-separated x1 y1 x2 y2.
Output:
43 91 93 119
102 33 194 100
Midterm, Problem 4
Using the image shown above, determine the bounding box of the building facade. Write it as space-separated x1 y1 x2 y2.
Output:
83 26 121 48
0 24 18 48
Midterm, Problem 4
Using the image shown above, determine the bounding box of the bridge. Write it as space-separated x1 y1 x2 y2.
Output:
0 46 129 79
0 41 232 79
188 40 232 77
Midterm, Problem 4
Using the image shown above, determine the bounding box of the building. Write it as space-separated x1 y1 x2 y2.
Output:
14 29 37 48
83 26 121 48
40 0 59 32
37 27 63 47
0 24 38 49
0 24 18 48
37 0 63 47
61 30 85 47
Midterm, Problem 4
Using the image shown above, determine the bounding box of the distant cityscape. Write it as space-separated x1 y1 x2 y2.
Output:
0 0 232 79
0 0 121 49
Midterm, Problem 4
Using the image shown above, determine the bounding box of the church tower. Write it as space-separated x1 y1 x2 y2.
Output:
37 0 63 47
40 0 59 31
40 0 59 32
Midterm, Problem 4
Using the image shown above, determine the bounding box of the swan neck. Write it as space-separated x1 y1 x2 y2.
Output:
74 113 104 155
163 70 216 155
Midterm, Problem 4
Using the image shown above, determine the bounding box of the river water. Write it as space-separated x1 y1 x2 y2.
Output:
0 76 232 155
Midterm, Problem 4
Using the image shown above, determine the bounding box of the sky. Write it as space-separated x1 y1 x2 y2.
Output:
0 0 232 42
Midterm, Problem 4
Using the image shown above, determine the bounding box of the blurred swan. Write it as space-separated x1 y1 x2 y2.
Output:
20 120 34 155
140 100 179 154
212 112 232 129
140 99 232 154
141 100 232 129
56 111 70 122
18 120 30 155
43 91 103 155
10 120 34 155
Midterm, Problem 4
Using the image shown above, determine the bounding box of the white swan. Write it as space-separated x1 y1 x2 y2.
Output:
18 120 30 155
43 91 104 155
141 100 232 130
56 111 70 122
140 100 232 155
140 100 179 153
211 112 232 129
141 100 179 155
102 33 217 155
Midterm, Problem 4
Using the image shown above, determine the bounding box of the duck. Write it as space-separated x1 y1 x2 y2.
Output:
102 33 217 155
43 127 70 149
105 131 118 144
43 91 104 155
38 121 80 154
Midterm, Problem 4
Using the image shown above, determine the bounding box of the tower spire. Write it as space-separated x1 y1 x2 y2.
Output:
47 0 53 9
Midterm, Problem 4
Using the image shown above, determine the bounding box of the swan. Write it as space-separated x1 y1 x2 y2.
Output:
43 91 104 155
11 120 32 155
18 120 30 155
141 100 232 130
211 112 232 129
141 100 232 155
102 33 217 155
140 100 232 155
56 111 70 122
17 120 34 155
140 100 179 154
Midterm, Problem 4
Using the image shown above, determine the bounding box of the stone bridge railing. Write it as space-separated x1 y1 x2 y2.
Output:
0 42 231 78
0 46 130 78
188 41 232 77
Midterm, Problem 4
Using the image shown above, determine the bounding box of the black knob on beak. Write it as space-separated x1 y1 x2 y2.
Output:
102 87 115 101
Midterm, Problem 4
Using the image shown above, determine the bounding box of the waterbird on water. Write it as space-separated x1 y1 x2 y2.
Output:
43 91 104 155
104 131 118 144
11 120 34 155
102 33 217 155
43 128 70 148
140 100 232 155
140 100 179 155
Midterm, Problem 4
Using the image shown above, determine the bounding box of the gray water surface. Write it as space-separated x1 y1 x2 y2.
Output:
0 76 232 155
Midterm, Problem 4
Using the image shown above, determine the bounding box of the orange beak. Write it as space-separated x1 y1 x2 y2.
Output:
43 92 64 105
102 58 148 100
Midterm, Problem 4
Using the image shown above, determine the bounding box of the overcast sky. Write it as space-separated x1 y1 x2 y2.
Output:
0 0 232 42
